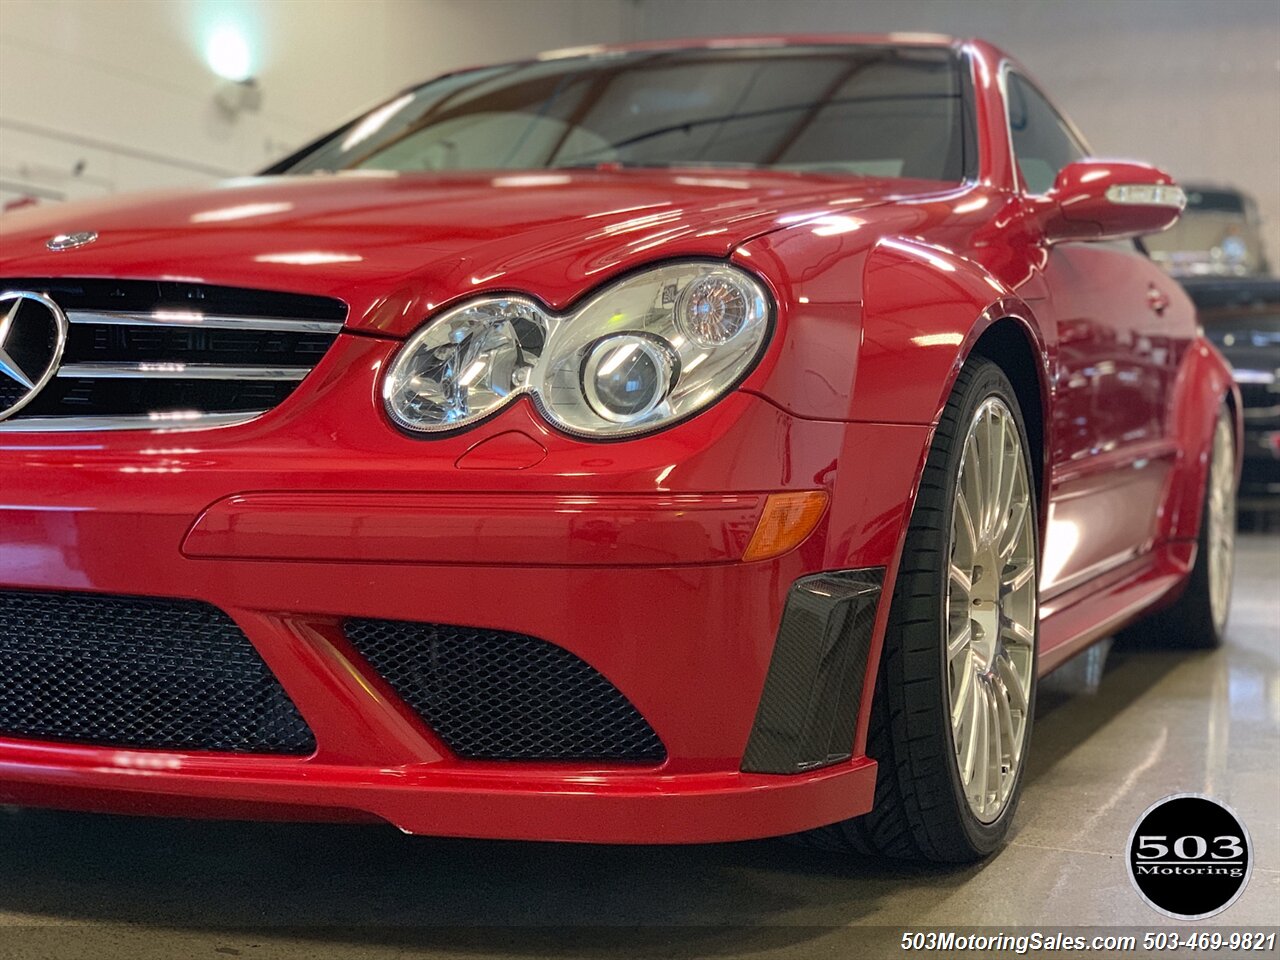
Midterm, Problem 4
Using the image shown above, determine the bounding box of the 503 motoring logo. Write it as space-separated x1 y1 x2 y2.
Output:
1127 794 1254 920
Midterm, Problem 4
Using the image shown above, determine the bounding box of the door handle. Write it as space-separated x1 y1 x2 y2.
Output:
1146 286 1170 316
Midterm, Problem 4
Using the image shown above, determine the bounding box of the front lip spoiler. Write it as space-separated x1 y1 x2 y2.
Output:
0 739 877 843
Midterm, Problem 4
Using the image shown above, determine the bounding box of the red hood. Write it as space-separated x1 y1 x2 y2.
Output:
0 170 939 336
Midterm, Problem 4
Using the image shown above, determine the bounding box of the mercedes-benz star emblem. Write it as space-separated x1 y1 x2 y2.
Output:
46 231 98 251
0 291 69 422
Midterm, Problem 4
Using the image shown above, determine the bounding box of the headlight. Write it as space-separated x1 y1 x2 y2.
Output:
383 261 771 438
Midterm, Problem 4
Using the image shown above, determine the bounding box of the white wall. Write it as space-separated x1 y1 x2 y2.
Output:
631 0 1280 264
0 0 633 205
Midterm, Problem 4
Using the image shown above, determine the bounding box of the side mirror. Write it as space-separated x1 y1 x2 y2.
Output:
1035 160 1185 244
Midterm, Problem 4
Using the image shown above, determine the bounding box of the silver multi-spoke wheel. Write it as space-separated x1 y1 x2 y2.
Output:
821 360 1034 860
1206 410 1236 634
946 397 1036 824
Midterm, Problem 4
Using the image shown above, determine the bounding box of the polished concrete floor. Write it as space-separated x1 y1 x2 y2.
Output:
0 535 1277 959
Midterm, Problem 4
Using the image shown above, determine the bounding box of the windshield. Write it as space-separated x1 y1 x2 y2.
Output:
278 45 974 181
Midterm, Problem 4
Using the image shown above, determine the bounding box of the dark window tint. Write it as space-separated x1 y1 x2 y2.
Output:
1185 189 1246 214
282 47 974 182
1006 72 1085 194
1183 278 1280 311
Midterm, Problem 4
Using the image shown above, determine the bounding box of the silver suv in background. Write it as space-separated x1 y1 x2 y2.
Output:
1146 184 1270 278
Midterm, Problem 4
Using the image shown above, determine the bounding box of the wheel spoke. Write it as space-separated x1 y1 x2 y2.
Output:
961 670 983 785
974 680 991 808
955 492 979 553
964 433 984 536
996 651 1028 714
993 675 1018 767
949 562 973 598
1002 557 1036 594
999 498 1029 561
1002 615 1034 648
995 422 1017 544
986 413 1004 539
951 653 975 728
986 680 1003 786
948 619 973 662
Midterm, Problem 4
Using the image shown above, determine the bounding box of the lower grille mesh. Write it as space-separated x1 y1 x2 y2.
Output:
0 590 315 754
344 619 666 763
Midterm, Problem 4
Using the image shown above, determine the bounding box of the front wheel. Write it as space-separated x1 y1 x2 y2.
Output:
802 358 1039 861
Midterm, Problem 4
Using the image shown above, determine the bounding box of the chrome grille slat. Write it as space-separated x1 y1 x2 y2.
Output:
0 279 345 432
0 411 267 432
66 309 343 334
56 362 312 381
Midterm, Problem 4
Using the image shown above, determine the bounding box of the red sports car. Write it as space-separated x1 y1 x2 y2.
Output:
0 35 1240 861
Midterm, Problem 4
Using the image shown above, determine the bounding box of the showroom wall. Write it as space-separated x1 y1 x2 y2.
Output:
632 0 1280 264
0 0 633 205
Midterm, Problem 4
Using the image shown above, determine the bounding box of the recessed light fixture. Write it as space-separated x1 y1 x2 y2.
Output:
205 26 251 82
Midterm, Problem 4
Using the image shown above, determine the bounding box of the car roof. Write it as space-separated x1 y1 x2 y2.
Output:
536 34 967 60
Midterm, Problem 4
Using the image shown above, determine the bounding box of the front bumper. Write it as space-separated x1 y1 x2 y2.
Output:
0 334 929 841
0 742 878 844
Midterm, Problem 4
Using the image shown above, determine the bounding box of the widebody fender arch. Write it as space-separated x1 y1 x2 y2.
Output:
853 236 1053 428
735 231 1054 428
735 232 1056 568
1161 338 1242 544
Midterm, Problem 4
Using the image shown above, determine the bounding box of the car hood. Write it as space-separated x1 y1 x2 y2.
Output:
0 170 935 336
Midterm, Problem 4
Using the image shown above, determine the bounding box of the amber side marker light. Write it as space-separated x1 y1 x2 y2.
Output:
742 491 829 562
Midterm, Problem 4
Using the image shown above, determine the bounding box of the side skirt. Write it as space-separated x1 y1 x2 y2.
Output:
1036 540 1195 674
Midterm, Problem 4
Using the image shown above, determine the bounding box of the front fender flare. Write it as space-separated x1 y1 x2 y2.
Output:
854 236 1052 428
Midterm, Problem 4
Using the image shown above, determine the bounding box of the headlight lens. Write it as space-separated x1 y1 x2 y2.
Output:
581 334 678 424
383 262 770 437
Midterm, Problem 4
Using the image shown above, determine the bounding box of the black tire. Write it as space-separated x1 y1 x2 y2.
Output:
801 357 1039 861
1120 403 1235 650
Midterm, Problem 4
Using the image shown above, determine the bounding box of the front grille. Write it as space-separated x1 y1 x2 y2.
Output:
344 619 666 763
0 278 345 431
0 379 25 408
0 589 316 754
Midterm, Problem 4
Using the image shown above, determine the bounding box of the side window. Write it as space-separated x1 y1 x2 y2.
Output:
1005 72 1085 195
